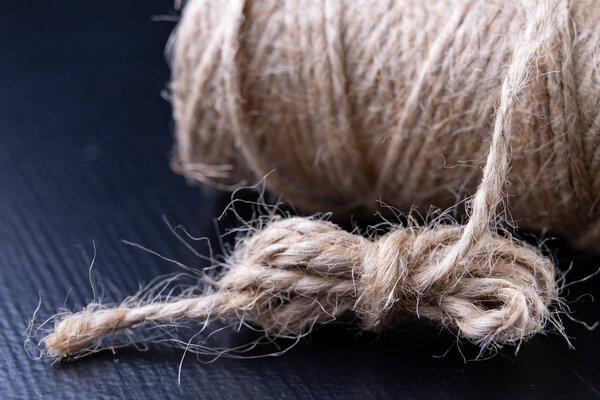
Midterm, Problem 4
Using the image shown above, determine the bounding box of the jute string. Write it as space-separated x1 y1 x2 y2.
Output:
45 218 555 358
171 0 600 250
40 0 595 359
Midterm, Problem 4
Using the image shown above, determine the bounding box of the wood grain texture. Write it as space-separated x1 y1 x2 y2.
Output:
0 1 599 399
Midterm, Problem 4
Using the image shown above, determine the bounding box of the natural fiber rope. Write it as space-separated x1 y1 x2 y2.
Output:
40 0 595 359
171 0 600 250
45 218 556 358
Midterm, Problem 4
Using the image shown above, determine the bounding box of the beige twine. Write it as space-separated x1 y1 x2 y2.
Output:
45 218 556 358
171 0 600 250
40 0 595 359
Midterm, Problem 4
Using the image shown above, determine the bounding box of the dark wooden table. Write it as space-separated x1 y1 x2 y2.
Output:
1 1 599 398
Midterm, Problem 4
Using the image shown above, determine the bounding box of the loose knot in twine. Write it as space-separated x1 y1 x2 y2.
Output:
43 218 555 359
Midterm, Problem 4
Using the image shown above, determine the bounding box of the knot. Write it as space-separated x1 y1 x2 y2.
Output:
359 229 412 330
228 218 556 344
356 224 556 343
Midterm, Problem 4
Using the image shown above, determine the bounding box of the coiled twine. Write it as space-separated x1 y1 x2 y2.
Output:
171 0 600 250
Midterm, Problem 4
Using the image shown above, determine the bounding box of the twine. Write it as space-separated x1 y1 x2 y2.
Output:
41 0 596 359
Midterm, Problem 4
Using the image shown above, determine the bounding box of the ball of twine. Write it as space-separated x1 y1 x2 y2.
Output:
171 0 600 250
40 0 595 359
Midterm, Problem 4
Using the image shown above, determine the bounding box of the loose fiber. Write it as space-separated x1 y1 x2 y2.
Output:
39 0 597 359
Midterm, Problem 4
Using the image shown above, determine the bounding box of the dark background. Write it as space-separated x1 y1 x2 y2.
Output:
1 1 599 399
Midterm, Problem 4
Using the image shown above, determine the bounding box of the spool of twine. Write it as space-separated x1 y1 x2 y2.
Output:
41 0 598 359
171 0 600 250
